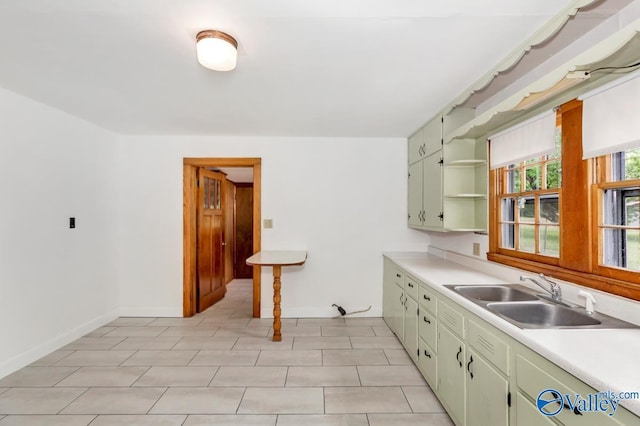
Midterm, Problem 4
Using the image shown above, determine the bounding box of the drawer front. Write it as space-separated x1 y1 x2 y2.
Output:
516 392 556 426
418 309 437 350
517 354 624 426
418 337 437 389
418 282 437 314
392 266 404 289
438 299 465 338
405 275 419 301
468 319 509 375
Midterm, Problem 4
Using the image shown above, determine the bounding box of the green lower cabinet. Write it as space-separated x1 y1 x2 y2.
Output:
418 337 437 389
381 260 640 426
516 350 637 426
438 324 466 425
390 282 404 340
404 295 419 363
516 391 556 426
465 349 509 426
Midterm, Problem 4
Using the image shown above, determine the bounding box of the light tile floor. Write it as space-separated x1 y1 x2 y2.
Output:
0 279 453 425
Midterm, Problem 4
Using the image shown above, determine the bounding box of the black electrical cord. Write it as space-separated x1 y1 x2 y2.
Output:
586 60 640 75
332 304 346 316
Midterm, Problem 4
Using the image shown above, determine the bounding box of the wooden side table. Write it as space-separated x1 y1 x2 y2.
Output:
246 250 307 341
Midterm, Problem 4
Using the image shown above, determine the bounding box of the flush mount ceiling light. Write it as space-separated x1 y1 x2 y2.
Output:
196 30 238 72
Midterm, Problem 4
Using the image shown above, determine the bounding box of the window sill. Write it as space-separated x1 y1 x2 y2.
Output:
487 252 640 302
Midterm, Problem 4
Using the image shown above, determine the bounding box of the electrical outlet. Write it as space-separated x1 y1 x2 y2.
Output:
263 219 273 229
472 242 480 256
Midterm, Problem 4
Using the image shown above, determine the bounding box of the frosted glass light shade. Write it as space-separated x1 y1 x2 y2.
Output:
196 30 238 72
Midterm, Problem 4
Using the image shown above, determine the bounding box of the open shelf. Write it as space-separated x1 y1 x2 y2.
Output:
445 193 487 199
445 159 487 167
444 228 487 232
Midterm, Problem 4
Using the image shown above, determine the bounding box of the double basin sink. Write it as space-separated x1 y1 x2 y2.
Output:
444 284 638 329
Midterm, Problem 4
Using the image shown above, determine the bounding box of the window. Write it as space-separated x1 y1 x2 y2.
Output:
597 147 640 273
497 131 561 258
489 100 640 301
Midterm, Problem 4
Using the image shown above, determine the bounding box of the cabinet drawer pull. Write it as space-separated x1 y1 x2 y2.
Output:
467 355 474 379
423 295 430 301
423 350 431 359
396 273 401 278
456 346 462 367
407 283 414 288
551 391 583 416
423 317 431 324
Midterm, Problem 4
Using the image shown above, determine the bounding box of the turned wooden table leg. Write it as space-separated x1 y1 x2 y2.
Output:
272 265 282 342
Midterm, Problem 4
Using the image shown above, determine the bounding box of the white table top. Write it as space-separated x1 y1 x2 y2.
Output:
246 250 307 266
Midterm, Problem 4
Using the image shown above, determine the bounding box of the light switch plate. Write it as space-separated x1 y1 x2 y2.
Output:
264 219 273 229
472 243 480 256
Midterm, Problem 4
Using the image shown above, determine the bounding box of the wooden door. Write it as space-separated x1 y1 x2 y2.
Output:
223 179 235 284
234 184 254 278
197 169 226 312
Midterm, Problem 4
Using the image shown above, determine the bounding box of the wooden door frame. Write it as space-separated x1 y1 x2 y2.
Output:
183 157 262 317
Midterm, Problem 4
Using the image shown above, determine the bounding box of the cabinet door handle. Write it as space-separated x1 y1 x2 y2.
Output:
456 346 462 367
551 391 583 416
423 350 431 359
423 295 430 301
423 316 430 324
467 355 474 379
399 294 404 304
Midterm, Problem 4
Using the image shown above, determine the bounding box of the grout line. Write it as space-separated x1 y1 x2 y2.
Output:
54 385 91 414
236 386 248 414
206 366 220 386
85 414 99 425
323 386 326 414
144 385 170 415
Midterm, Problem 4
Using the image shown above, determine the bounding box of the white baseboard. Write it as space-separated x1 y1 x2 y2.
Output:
118 307 183 317
0 309 119 379
261 306 383 319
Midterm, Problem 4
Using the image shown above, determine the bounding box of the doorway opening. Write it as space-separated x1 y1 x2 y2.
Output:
183 158 261 318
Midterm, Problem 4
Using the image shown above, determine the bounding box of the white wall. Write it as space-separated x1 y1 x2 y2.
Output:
0 87 119 377
428 232 489 260
116 135 429 318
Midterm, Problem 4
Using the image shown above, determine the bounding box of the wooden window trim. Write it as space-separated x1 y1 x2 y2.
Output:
489 99 640 301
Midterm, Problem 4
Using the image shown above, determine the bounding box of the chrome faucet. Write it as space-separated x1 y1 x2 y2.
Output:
520 273 562 302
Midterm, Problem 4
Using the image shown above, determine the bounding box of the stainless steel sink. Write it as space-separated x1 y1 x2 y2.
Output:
444 284 639 329
487 301 601 328
451 285 539 302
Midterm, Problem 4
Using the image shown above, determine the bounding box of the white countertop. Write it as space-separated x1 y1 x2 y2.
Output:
384 252 640 416
246 250 307 266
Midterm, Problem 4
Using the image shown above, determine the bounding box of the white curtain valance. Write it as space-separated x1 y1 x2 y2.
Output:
488 110 557 170
580 70 640 159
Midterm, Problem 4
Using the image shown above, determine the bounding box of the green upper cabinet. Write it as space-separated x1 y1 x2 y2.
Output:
408 127 425 165
408 107 488 232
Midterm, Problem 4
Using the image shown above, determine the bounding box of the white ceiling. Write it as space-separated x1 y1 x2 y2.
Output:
0 0 576 137
217 167 253 184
